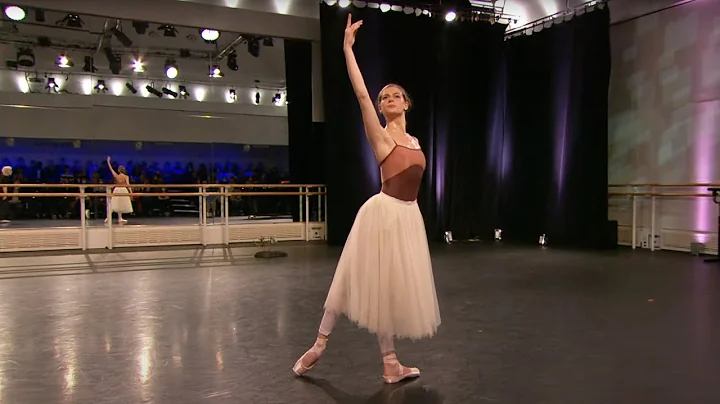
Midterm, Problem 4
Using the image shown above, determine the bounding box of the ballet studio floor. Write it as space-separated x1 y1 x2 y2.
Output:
0 242 717 404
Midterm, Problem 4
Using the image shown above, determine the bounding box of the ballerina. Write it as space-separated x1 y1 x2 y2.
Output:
293 13 441 384
104 156 133 224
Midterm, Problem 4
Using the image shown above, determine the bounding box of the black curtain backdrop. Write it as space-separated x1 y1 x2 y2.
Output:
500 6 611 247
320 4 506 245
284 39 317 185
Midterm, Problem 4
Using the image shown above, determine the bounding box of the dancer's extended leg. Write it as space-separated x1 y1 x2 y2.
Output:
292 310 337 376
378 334 420 384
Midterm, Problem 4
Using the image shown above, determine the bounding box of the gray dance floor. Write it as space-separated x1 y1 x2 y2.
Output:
0 243 717 403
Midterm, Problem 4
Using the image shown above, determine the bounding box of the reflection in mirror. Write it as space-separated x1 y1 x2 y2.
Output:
0 6 295 229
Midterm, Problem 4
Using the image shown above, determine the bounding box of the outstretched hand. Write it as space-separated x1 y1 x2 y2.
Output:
344 13 362 49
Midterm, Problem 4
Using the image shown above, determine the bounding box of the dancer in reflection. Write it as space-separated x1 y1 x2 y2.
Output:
104 156 133 224
293 13 440 383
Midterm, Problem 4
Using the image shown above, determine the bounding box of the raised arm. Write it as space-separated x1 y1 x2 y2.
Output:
106 156 118 178
344 14 391 160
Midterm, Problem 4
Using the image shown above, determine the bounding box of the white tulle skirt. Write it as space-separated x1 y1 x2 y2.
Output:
110 187 133 214
324 192 441 339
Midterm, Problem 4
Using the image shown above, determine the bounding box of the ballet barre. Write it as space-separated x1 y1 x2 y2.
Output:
608 182 720 254
2 183 328 251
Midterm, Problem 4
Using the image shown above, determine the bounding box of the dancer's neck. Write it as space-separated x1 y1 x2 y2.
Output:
385 116 406 134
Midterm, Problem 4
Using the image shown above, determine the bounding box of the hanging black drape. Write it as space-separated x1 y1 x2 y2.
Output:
500 6 611 247
284 39 317 185
320 3 506 245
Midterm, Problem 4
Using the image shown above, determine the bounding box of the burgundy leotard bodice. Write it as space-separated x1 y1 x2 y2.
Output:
379 140 426 202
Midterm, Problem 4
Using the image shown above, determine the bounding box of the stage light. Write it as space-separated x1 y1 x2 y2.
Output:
57 54 72 68
445 11 457 21
16 48 35 67
338 0 350 7
209 65 223 78
104 47 121 74
132 21 149 35
539 234 547 246
4 6 25 21
178 85 189 99
494 229 502 241
83 56 97 72
247 38 260 57
380 3 391 12
162 87 178 98
94 80 107 93
165 59 178 79
146 85 163 98
45 77 58 93
227 50 238 71
132 59 144 72
159 25 178 37
228 88 237 102
59 14 84 28
111 27 133 47
200 29 220 42
126 82 138 94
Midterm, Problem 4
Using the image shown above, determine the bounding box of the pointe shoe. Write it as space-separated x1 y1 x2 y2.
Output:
382 352 420 384
292 337 327 376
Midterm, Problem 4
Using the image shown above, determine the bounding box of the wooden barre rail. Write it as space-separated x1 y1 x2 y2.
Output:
6 183 326 188
609 192 713 197
609 183 720 188
2 191 326 197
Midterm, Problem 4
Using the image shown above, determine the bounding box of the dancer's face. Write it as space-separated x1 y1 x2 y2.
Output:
377 85 409 119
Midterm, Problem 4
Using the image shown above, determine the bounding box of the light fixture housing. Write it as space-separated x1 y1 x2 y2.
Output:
165 59 178 79
4 5 25 21
200 29 220 42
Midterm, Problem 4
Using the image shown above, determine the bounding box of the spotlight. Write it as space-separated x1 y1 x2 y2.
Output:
57 54 72 68
200 29 219 42
445 11 457 21
94 80 107 93
161 87 178 98
58 14 84 28
111 27 133 47
83 56 97 72
228 88 236 101
380 3 391 12
132 21 149 35
45 77 58 93
132 59 144 73
146 85 163 98
208 65 223 78
158 25 178 37
104 47 121 74
338 0 351 7
227 50 238 71
247 37 260 57
16 48 35 67
178 85 189 99
125 82 137 94
539 234 548 246
272 92 282 105
165 59 178 78
4 6 26 21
